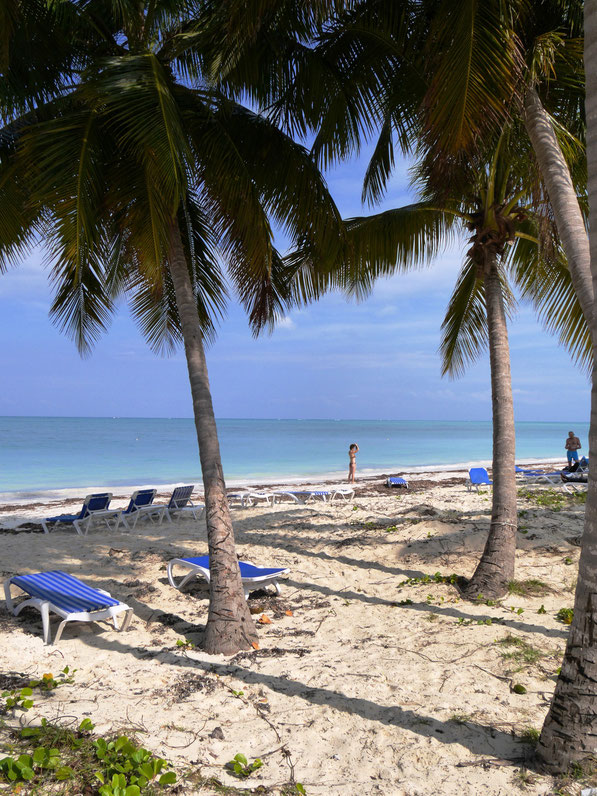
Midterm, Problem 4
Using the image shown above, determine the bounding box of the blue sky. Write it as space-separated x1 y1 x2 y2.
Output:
0 149 590 422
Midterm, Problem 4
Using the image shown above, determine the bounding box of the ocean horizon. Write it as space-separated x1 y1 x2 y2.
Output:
0 416 589 496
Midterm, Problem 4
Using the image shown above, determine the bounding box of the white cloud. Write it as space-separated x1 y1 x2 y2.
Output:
276 316 296 330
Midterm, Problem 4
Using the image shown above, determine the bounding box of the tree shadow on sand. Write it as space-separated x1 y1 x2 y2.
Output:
69 629 534 767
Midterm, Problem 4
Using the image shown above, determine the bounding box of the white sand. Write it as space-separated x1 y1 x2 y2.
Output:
0 474 582 794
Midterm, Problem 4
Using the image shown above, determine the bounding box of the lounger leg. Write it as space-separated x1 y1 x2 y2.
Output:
73 519 85 535
273 579 282 595
167 562 205 591
41 603 53 645
4 579 14 613
121 608 133 631
41 520 50 534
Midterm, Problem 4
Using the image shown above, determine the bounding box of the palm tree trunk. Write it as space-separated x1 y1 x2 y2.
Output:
462 256 517 599
536 2 597 769
167 219 258 655
523 86 594 327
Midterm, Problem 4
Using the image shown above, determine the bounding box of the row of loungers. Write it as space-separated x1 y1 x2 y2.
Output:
4 557 290 645
468 461 589 492
18 483 348 640
42 485 203 535
43 485 356 535
228 486 355 507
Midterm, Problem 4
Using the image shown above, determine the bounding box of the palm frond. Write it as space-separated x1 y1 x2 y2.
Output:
361 115 395 206
421 0 524 182
84 54 191 212
508 234 592 372
341 202 461 299
439 259 488 378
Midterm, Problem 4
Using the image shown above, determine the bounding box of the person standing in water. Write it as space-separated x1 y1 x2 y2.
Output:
565 431 582 465
348 443 359 483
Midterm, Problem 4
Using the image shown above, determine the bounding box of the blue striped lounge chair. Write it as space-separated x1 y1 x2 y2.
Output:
167 555 289 599
41 493 120 535
116 488 160 530
468 468 493 491
4 571 133 644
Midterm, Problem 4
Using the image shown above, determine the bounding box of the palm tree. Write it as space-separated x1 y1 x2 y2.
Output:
535 0 597 771
0 0 343 654
295 127 589 598
202 0 591 326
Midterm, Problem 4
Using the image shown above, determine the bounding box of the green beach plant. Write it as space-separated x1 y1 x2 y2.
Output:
0 718 176 793
556 607 574 625
225 753 263 779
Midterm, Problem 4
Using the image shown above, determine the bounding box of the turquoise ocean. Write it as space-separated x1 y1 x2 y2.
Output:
0 417 589 495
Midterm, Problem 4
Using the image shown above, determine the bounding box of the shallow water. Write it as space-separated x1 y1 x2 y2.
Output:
0 416 587 493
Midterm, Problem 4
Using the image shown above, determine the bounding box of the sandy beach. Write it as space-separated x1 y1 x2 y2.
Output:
0 469 584 795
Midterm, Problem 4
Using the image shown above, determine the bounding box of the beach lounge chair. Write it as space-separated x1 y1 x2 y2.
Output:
515 466 545 480
226 491 272 508
272 490 330 504
242 491 275 507
531 472 566 485
4 571 133 644
386 477 409 489
562 472 589 493
41 493 120 535
116 488 160 530
468 468 492 491
167 555 289 599
227 491 251 507
330 487 356 501
158 485 204 523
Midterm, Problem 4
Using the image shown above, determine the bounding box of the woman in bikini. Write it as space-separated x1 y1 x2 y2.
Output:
348 443 359 483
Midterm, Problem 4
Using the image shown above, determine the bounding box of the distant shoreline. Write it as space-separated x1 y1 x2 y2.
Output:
0 456 566 506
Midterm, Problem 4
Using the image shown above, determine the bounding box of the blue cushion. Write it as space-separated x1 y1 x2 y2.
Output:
179 556 286 578
45 513 79 524
10 571 119 614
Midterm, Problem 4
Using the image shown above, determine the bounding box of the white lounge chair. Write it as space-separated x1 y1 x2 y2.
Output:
330 487 355 501
4 571 133 644
41 493 121 535
116 488 161 529
167 555 289 599
227 491 251 507
158 485 204 522
227 491 273 507
272 489 330 504
243 491 275 507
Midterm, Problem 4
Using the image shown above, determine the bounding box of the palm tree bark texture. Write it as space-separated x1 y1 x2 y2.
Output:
523 86 594 328
167 220 258 654
536 0 597 769
462 253 517 599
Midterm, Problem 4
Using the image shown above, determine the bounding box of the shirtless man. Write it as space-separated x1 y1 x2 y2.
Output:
348 443 359 483
565 431 582 465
